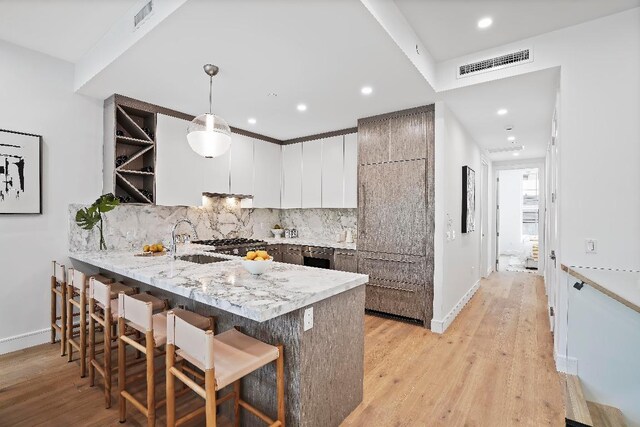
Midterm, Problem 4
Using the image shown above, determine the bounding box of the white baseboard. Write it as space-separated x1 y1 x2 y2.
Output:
431 279 481 334
555 352 578 375
0 328 50 355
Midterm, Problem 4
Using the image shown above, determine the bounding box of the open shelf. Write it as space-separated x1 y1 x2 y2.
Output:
107 97 157 204
116 135 154 146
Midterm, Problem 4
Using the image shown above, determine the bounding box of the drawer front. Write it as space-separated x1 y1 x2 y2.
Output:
334 250 357 273
283 244 303 265
266 244 283 262
365 279 425 321
357 251 426 285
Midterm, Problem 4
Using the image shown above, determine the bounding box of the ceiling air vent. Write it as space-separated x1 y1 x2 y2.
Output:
134 1 153 29
458 48 532 78
488 145 524 154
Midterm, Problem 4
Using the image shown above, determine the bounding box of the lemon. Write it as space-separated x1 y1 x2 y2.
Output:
246 251 257 260
256 250 269 259
143 245 150 252
157 243 164 252
254 256 265 261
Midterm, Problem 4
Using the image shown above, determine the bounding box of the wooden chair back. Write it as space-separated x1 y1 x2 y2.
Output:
118 292 153 331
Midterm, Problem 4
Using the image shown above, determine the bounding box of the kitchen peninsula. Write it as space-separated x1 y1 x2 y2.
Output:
70 247 368 427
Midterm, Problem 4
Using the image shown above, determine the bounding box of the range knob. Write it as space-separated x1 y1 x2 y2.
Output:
233 248 239 255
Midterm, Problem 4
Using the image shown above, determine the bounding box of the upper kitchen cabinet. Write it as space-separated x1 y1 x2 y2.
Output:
253 139 281 208
281 143 302 208
302 140 322 208
358 119 389 165
388 112 428 161
229 133 254 196
321 135 344 208
156 113 205 206
343 133 358 208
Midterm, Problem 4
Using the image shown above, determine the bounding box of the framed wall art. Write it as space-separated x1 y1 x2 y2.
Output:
0 129 42 214
462 165 475 233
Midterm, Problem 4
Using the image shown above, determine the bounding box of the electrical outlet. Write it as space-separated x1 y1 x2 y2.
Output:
304 307 313 331
585 239 597 254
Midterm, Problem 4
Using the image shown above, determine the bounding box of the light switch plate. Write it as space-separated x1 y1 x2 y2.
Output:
585 239 598 254
303 307 313 331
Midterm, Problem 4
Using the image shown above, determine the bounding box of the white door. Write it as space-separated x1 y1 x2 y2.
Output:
343 133 358 208
302 140 322 208
253 140 281 208
321 136 344 208
229 133 254 196
156 114 205 206
480 160 489 277
281 143 302 208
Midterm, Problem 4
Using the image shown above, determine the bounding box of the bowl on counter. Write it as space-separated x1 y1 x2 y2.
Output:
241 257 274 275
271 228 284 238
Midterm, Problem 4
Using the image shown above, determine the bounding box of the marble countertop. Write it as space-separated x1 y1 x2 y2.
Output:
263 237 356 251
562 265 640 314
69 249 368 322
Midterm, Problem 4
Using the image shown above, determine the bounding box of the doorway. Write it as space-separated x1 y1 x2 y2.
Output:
497 168 540 273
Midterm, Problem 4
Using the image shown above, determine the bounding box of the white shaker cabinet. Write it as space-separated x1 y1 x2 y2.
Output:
321 136 344 208
301 140 322 208
156 114 206 206
343 132 358 208
281 143 303 208
253 139 281 208
229 133 254 196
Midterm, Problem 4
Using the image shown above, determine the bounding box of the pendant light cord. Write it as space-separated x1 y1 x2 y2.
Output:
209 75 213 114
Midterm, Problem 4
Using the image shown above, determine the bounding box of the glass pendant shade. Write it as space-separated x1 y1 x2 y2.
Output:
187 113 232 158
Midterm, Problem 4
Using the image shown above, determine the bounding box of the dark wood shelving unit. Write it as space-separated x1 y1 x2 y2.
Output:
104 95 157 204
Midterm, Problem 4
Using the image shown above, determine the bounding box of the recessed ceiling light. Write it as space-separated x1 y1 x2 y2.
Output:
513 152 520 156
247 118 256 125
361 86 373 95
477 17 493 29
267 92 278 97
297 104 307 112
507 136 515 142
497 108 508 115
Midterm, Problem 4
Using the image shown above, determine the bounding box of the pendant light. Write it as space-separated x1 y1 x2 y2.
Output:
186 64 232 158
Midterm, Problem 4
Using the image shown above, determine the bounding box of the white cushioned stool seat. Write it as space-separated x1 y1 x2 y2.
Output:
177 328 280 390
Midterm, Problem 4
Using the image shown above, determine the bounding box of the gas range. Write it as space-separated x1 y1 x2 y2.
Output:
191 238 268 256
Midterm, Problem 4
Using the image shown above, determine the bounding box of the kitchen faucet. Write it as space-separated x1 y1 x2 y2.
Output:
171 219 199 259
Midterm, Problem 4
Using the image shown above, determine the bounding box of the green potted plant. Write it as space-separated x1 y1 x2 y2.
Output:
75 193 120 250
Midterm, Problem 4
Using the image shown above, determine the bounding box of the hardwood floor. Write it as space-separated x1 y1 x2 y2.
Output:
0 272 563 426
342 272 564 426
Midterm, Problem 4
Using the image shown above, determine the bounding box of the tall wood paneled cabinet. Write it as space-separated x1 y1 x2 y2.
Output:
357 105 435 326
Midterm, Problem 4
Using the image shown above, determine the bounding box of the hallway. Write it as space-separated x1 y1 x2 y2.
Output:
343 272 564 426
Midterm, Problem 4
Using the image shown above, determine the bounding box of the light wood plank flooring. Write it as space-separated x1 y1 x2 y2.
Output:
342 272 564 426
0 272 563 426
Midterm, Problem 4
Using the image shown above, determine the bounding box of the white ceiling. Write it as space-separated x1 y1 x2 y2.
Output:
396 0 640 62
77 0 436 140
439 67 559 162
0 0 138 62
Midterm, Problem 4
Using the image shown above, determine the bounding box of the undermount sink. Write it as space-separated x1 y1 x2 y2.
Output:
177 254 229 264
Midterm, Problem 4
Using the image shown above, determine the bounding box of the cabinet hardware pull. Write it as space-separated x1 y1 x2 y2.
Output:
369 276 420 286
368 282 416 292
361 256 415 264
360 183 366 237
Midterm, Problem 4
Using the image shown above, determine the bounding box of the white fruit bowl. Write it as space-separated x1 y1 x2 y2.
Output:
241 257 274 275
271 229 284 238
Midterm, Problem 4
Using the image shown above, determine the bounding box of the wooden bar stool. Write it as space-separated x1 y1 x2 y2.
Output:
166 313 285 427
117 294 212 426
50 261 67 356
66 268 114 377
88 277 164 408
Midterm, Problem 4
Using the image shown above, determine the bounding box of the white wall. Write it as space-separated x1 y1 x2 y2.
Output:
0 40 103 354
498 169 523 255
436 8 640 271
432 101 488 333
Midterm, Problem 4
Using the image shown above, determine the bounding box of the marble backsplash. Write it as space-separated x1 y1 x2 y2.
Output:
69 199 357 252
278 209 357 241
